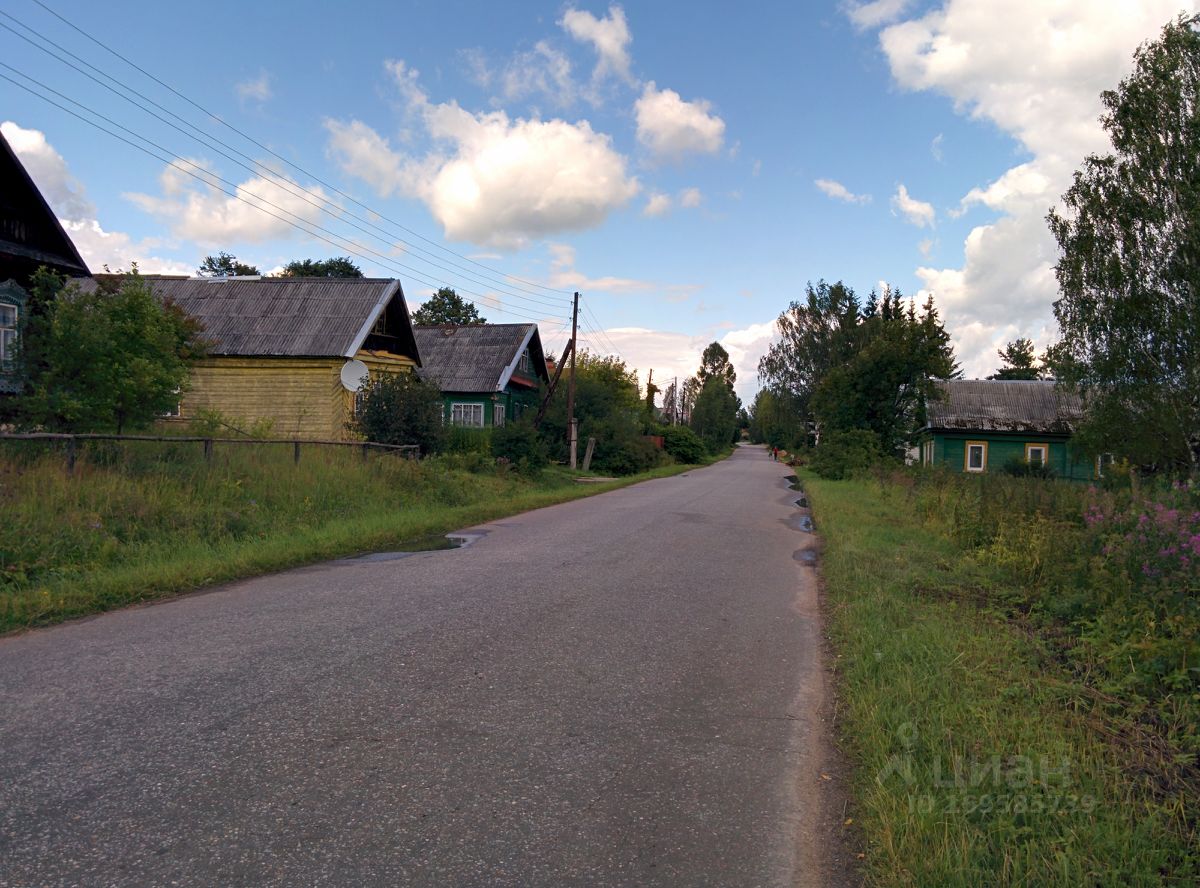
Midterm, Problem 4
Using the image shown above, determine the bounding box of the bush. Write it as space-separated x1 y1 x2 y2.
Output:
809 428 884 479
1001 455 1056 479
591 429 664 475
444 425 492 455
660 425 706 464
349 372 446 455
491 419 548 475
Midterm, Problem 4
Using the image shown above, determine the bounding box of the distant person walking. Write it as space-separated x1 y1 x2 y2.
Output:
771 446 778 462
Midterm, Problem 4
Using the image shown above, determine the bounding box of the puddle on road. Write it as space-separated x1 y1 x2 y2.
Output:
794 548 818 565
795 496 808 508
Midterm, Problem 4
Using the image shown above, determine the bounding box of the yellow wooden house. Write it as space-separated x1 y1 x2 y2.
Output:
76 275 421 439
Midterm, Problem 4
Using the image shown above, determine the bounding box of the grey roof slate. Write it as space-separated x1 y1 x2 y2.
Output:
413 324 548 393
74 276 416 360
926 379 1083 434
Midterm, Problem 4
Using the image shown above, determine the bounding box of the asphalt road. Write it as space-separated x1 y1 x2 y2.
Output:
0 444 845 887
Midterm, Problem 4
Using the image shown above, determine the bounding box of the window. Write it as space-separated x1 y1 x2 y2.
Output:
0 303 17 368
162 387 183 418
923 440 934 465
450 402 484 427
965 441 987 473
493 403 505 427
518 348 531 375
1096 452 1114 478
1025 443 1048 467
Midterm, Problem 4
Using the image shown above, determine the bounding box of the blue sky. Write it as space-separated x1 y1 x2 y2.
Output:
2 1 1193 400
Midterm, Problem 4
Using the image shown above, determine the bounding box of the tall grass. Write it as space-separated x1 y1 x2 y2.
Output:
0 439 698 631
808 469 1198 886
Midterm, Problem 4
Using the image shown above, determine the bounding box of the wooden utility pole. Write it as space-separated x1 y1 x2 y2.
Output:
568 291 580 469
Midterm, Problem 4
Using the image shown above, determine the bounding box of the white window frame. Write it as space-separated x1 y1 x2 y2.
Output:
965 441 987 473
923 440 934 465
493 403 506 428
1096 452 1114 478
0 303 18 367
450 402 484 428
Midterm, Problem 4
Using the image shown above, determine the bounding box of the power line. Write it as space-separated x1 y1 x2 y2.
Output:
0 70 556 326
0 12 572 314
23 0 575 297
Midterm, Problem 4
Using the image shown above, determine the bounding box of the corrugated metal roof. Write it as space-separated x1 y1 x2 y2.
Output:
73 276 416 360
414 324 548 393
926 379 1083 434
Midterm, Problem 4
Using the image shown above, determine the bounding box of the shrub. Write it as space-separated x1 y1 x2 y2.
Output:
591 429 664 475
809 428 883 479
349 372 446 455
491 419 548 475
444 425 492 455
660 425 706 464
1001 455 1056 479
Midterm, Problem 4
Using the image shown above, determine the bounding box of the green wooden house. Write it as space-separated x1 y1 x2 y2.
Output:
917 379 1100 480
413 324 549 427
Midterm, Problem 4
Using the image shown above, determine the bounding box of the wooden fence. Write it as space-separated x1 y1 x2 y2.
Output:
0 432 419 474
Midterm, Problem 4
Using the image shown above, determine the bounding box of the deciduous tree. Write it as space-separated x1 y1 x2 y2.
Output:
411 287 486 325
16 270 208 433
197 251 259 277
279 256 363 278
1047 14 1200 472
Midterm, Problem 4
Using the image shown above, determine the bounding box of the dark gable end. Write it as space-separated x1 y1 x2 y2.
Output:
72 276 420 363
413 324 547 393
926 379 1083 435
0 129 89 280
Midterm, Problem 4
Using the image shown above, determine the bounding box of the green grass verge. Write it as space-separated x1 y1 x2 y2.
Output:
1 443 718 634
805 472 1196 887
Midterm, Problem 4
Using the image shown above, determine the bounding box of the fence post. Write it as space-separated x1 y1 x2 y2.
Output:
293 441 301 465
203 438 213 463
66 436 77 476
361 443 369 462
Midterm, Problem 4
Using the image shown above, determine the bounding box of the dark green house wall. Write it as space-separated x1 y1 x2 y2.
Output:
441 385 541 428
921 431 1094 481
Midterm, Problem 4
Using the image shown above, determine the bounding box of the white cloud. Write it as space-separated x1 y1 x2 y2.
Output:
930 132 944 162
815 177 871 205
847 0 914 29
235 71 272 104
560 5 635 86
500 41 576 106
325 61 640 249
643 192 672 217
546 242 656 293
1 121 192 274
890 183 935 228
863 0 1195 372
918 237 934 258
126 160 333 246
592 319 776 404
634 82 725 161
678 186 702 208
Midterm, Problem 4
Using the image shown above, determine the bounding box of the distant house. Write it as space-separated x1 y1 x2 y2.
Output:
917 379 1099 480
75 275 421 439
0 128 90 393
413 324 549 428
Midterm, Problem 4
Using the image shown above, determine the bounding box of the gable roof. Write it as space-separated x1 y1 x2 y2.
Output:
0 129 89 279
73 276 419 362
413 324 549 393
925 379 1083 435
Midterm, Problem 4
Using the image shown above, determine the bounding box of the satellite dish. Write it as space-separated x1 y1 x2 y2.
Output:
340 359 370 392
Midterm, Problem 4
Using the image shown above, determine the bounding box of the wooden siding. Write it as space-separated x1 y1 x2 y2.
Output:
176 351 415 440
929 432 1093 481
